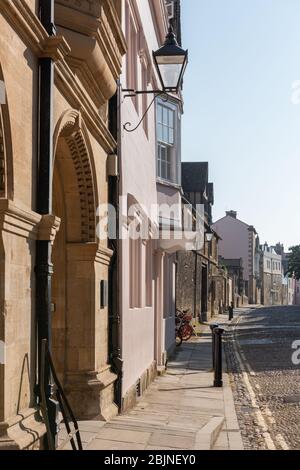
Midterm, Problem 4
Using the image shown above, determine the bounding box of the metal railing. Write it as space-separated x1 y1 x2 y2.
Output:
40 339 83 450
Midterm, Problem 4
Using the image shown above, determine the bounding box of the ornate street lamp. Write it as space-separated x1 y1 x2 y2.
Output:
153 26 188 94
205 228 214 243
123 25 188 132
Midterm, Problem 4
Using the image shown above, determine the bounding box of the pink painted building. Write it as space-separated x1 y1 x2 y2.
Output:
118 0 194 410
212 211 261 304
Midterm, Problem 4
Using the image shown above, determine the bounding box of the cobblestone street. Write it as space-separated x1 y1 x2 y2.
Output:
225 306 300 450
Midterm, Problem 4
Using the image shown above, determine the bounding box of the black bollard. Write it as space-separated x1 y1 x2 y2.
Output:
214 327 225 387
228 304 234 321
209 323 219 369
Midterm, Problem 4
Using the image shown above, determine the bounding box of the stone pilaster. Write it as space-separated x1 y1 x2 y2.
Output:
0 200 47 449
61 243 118 420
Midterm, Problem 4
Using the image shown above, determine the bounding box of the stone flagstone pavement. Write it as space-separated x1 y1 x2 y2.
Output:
59 312 244 451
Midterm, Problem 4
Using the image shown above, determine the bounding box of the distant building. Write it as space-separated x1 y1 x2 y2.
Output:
212 211 261 304
177 162 228 322
181 162 214 224
260 243 283 306
274 243 290 275
274 243 295 305
219 257 244 307
295 279 300 305
287 276 296 305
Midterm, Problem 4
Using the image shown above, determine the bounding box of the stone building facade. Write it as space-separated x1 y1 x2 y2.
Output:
219 257 245 307
0 0 126 449
177 162 228 322
260 243 283 306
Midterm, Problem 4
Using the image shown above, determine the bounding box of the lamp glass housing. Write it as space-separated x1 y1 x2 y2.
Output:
154 54 187 92
153 27 188 93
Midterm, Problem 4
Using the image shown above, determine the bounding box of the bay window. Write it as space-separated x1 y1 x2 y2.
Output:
156 98 181 185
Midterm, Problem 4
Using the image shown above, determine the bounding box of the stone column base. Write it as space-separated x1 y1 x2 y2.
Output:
0 408 46 450
64 366 118 421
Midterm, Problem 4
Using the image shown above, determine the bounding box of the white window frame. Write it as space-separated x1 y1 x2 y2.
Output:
156 98 181 185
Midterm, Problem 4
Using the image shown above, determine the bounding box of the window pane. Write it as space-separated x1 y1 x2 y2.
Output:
163 106 168 125
166 162 171 180
168 109 174 128
169 128 174 145
157 123 163 141
161 161 167 179
161 145 167 162
163 125 169 143
157 105 162 123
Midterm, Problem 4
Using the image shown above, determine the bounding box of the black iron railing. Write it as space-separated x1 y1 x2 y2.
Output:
40 339 83 451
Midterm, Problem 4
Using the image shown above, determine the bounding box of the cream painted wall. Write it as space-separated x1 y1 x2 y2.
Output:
120 0 162 396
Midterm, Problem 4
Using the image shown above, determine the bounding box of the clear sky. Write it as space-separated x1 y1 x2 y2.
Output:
181 0 300 249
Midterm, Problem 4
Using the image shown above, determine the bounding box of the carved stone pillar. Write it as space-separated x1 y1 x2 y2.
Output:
0 201 48 449
62 243 118 420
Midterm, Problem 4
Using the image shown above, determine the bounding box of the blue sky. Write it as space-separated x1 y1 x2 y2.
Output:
181 0 300 249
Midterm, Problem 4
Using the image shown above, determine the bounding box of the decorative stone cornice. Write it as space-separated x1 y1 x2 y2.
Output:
0 202 62 244
54 61 116 153
0 199 41 240
55 0 127 107
66 242 113 266
37 214 61 244
0 0 117 153
41 35 71 62
0 0 70 62
95 245 114 266
56 0 102 17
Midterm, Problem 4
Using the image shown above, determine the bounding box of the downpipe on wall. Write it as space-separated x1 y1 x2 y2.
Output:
108 81 124 410
35 0 59 449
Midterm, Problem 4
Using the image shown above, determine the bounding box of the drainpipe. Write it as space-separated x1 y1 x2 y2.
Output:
194 251 197 320
108 81 123 410
35 0 58 448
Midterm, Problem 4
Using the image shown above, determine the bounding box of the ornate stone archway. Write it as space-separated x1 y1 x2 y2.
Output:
0 67 14 200
52 110 117 420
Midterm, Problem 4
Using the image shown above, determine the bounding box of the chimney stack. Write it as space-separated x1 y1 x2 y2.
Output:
226 210 237 219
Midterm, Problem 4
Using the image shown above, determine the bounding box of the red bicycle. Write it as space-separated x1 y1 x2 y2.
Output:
175 309 195 346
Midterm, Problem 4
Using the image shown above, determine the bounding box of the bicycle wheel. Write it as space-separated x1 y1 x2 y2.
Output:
180 323 193 341
176 334 182 346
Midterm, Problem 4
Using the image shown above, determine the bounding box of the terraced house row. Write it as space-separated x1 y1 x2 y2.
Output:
0 0 234 450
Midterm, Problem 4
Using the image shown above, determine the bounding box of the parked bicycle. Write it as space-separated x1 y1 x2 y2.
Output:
175 309 197 346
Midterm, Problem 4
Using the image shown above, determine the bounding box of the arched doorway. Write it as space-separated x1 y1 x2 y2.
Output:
51 111 101 417
0 67 13 199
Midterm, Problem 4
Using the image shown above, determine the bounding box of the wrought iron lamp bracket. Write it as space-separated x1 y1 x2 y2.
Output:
122 90 169 133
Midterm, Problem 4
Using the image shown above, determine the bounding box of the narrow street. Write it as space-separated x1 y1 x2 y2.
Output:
226 306 300 450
